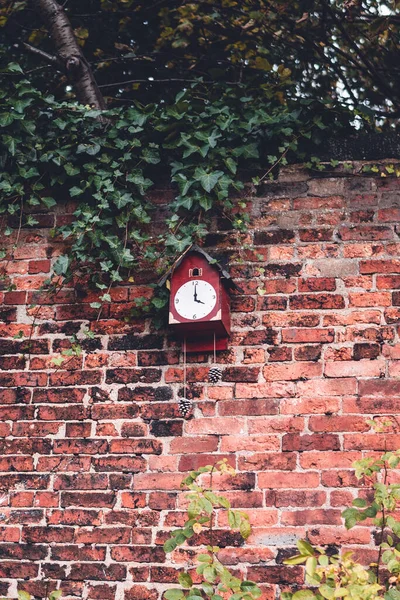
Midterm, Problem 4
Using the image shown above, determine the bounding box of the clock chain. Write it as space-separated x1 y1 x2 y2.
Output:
179 336 193 418
209 332 222 384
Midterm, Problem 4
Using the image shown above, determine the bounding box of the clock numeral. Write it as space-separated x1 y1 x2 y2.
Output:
212 295 216 299
193 314 197 319
175 298 179 304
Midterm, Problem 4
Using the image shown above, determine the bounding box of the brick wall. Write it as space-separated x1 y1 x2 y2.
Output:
1 163 400 600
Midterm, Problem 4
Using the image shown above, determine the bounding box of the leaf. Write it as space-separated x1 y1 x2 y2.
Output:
53 255 70 276
319 585 335 599
283 555 308 565
292 592 315 600
89 302 102 309
141 147 160 164
77 143 101 155
0 113 13 127
51 357 65 367
199 196 213 211
240 518 251 540
18 592 31 600
297 540 315 556
194 168 224 192
197 553 212 563
232 143 259 159
352 498 367 508
41 197 57 209
254 56 272 71
178 573 193 588
225 157 237 174
164 590 184 600
69 186 84 197
306 556 317 576
49 590 62 600
7 62 23 73
163 538 177 553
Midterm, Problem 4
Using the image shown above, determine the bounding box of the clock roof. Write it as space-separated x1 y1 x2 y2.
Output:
158 244 240 291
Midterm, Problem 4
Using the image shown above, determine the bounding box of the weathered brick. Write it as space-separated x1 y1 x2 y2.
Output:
2 171 400 597
290 294 345 310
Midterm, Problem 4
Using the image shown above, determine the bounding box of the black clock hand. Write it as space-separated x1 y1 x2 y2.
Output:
193 284 198 302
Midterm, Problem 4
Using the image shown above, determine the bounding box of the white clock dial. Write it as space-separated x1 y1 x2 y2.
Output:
174 280 217 320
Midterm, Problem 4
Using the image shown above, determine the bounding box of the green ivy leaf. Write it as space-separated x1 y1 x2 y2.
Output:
53 255 70 276
178 573 193 588
69 186 84 197
194 168 224 192
164 590 185 600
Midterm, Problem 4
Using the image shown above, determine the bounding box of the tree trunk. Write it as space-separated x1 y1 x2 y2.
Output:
31 0 106 110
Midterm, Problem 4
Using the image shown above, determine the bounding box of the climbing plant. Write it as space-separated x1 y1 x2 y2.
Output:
0 56 331 297
1 0 393 297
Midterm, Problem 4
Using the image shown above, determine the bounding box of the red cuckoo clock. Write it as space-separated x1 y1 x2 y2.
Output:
159 245 236 352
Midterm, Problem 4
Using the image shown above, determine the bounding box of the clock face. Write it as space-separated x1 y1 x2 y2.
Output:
174 280 217 320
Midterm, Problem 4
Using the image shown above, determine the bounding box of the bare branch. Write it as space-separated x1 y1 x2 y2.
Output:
22 41 61 69
30 0 106 109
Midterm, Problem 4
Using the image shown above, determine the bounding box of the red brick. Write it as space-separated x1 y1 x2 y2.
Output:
124 586 158 600
258 472 319 488
263 362 322 381
324 360 385 378
48 509 102 526
238 453 296 471
339 225 393 241
218 399 278 416
349 291 391 307
109 439 162 455
235 382 295 398
169 436 219 454
290 294 345 310
309 416 370 432
300 451 360 469
185 417 245 435
75 527 131 544
299 277 336 292
51 545 106 562
249 416 304 434
293 196 344 209
28 259 51 274
274 491 326 507
360 259 400 274
282 328 334 343
282 433 340 451
308 527 371 545
281 509 342 526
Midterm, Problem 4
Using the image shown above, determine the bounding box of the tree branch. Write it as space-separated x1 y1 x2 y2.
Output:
30 0 106 109
22 41 61 69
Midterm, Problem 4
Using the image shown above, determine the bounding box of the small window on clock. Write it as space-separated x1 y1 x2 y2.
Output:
189 268 202 277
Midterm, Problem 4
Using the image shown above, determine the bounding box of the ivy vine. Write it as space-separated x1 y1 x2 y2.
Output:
0 58 338 309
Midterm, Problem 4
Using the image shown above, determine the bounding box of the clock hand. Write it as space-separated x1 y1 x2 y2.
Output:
193 284 198 302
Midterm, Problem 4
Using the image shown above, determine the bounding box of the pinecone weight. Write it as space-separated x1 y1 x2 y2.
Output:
209 366 222 383
179 398 192 418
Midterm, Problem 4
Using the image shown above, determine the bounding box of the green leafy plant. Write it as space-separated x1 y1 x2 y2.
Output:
0 57 331 297
283 420 400 600
163 459 261 600
15 590 62 600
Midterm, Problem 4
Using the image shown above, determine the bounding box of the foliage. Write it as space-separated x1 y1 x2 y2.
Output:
1 0 398 291
163 459 262 600
15 590 62 600
0 57 321 293
283 420 400 600
1 0 399 120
